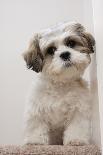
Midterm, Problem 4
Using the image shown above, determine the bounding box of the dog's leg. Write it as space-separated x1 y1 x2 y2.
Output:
24 117 49 145
63 111 91 145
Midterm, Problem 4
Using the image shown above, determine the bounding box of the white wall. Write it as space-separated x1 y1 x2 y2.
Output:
92 0 103 151
0 0 100 145
83 0 101 146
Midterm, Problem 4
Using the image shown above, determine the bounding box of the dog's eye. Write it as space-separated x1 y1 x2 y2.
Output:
46 46 57 55
66 40 76 48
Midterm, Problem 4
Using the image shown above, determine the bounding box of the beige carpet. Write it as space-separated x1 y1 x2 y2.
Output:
0 145 101 155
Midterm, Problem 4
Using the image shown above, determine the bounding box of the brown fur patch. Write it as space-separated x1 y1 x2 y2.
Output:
64 34 95 54
23 34 44 72
80 32 95 53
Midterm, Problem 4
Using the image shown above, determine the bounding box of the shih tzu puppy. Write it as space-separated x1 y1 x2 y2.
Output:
23 21 95 145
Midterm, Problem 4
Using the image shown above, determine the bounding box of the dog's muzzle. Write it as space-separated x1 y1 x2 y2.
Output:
60 52 73 68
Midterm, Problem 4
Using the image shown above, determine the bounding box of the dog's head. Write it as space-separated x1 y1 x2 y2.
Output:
23 22 95 81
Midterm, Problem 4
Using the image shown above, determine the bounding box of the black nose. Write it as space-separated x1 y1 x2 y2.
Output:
60 52 71 61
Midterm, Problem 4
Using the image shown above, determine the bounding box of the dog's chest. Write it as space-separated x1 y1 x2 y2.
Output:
36 83 77 126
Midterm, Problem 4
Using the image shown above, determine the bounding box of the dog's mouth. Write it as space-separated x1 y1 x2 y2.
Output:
63 60 73 68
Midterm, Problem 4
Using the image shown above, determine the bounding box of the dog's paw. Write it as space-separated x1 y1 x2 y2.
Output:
65 139 89 146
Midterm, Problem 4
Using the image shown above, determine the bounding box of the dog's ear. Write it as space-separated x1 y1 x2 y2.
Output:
73 23 95 53
64 22 85 33
23 34 44 73
81 32 95 53
73 23 85 33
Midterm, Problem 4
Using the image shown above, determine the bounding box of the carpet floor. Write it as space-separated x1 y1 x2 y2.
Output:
0 144 101 155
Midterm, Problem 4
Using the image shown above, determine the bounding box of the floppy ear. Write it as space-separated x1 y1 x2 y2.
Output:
73 23 95 53
81 32 95 53
72 23 85 33
23 34 44 73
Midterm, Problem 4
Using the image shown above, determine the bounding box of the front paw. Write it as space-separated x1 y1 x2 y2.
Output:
64 139 89 146
24 135 49 145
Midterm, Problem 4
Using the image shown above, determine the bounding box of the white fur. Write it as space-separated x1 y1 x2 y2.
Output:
23 22 93 145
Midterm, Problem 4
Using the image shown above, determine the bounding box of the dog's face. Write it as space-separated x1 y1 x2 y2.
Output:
23 22 95 81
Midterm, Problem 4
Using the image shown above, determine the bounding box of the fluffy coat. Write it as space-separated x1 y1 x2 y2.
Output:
23 21 95 145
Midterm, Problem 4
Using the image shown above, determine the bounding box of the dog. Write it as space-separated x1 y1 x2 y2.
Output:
23 21 95 145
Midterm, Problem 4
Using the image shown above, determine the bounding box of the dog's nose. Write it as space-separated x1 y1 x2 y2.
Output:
60 52 71 61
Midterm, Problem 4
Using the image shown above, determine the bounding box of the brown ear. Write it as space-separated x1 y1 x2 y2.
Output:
73 23 85 33
23 34 44 73
81 32 95 53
